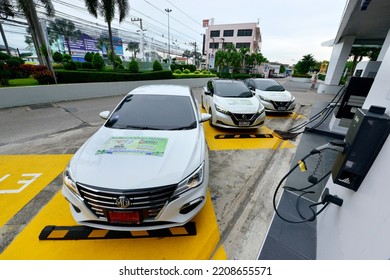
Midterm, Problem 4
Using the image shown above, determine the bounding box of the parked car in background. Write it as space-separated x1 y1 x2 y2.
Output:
201 79 266 129
244 78 296 113
62 85 211 231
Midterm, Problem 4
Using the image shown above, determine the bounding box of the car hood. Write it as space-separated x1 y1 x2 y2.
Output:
214 95 260 113
255 89 293 102
69 126 205 190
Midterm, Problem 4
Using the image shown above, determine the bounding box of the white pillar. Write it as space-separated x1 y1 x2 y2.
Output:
317 36 355 94
377 29 390 61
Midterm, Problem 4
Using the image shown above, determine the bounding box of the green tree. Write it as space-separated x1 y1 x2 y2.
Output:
84 0 129 71
126 42 140 59
153 60 163 71
49 18 82 56
92 52 105 70
294 54 317 74
52 51 63 63
3 0 55 66
182 50 192 64
128 58 139 73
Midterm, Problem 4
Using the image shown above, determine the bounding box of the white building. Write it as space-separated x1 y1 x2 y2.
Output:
203 20 261 69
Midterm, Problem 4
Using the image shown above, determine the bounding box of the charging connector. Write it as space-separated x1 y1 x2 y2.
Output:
322 188 343 207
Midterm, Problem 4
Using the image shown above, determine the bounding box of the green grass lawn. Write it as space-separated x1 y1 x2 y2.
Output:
1 77 39 87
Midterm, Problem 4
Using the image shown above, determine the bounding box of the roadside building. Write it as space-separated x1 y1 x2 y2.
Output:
202 19 262 69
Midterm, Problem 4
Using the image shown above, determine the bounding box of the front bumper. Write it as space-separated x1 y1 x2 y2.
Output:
62 174 208 231
213 110 266 129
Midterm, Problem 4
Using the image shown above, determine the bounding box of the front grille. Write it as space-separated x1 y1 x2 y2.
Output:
232 113 255 121
271 101 290 109
77 183 177 219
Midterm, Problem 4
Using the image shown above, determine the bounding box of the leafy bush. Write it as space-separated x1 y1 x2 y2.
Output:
92 53 105 70
174 69 182 74
82 62 94 69
128 59 139 73
183 69 190 74
62 54 72 63
0 51 11 61
84 52 94 62
63 61 78 70
32 70 55 84
291 73 311 78
318 73 326 81
0 61 11 85
53 52 63 63
153 60 163 71
55 70 173 83
53 63 64 69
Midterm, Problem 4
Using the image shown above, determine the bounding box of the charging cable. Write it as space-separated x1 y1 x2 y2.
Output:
272 140 348 224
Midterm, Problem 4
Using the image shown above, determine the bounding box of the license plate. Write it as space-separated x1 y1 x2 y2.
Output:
278 107 286 111
107 211 141 224
239 121 250 127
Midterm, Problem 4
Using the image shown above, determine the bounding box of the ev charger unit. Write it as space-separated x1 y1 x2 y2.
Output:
332 106 390 191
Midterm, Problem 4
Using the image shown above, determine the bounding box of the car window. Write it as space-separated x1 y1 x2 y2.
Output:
254 80 285 91
105 94 197 130
214 82 253 98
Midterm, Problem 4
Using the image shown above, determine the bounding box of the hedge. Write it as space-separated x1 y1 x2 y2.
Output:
173 73 217 79
55 70 173 84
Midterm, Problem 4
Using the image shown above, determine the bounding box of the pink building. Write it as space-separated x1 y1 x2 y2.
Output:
203 21 262 69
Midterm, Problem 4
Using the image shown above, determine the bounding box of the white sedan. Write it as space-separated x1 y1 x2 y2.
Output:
62 85 211 231
201 79 266 129
245 78 296 113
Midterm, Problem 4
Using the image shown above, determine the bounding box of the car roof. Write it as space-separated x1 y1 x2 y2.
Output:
213 79 244 84
127 84 191 96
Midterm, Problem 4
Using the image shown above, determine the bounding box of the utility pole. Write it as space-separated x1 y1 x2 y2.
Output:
189 41 197 68
165 8 172 63
131 17 144 31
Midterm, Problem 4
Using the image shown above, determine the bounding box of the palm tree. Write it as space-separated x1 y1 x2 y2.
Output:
49 18 82 55
84 0 129 70
15 0 55 66
126 41 139 59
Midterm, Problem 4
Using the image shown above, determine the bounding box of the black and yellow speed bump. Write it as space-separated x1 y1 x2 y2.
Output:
39 222 196 240
214 133 274 139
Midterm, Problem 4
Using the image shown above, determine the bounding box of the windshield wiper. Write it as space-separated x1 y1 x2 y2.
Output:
113 125 163 130
167 122 197 130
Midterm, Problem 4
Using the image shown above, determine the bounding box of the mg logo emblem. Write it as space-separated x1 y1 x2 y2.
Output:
115 196 131 208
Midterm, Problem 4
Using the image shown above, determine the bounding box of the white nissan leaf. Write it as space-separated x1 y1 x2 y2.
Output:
62 85 211 231
201 79 266 129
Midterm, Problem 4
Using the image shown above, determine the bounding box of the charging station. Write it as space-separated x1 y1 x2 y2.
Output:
332 106 390 191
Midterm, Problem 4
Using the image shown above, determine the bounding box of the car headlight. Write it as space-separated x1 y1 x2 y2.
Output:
63 165 80 196
171 162 204 200
258 104 265 114
291 96 296 103
260 95 272 102
215 104 230 115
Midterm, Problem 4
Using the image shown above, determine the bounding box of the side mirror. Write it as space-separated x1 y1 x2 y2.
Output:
99 111 110 120
199 113 211 123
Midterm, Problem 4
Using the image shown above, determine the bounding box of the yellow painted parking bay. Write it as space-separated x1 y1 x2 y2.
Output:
0 155 225 260
0 155 72 228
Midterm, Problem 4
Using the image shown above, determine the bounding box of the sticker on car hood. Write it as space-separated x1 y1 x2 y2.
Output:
96 137 168 157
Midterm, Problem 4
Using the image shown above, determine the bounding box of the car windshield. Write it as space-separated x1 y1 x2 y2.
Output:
105 94 197 130
214 81 253 98
254 80 285 91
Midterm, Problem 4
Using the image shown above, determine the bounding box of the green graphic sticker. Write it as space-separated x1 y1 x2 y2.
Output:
96 137 168 157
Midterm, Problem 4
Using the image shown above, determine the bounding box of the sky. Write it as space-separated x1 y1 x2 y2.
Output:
1 0 348 65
